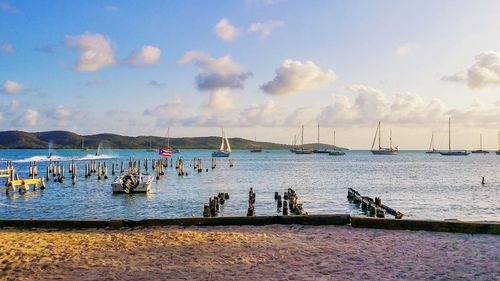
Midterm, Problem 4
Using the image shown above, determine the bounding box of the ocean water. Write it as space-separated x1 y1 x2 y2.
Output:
0 149 498 221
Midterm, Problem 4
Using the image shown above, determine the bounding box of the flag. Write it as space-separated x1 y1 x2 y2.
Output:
159 148 172 157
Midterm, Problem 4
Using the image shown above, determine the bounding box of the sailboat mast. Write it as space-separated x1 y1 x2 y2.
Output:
301 125 304 148
167 128 170 149
378 121 381 149
429 132 434 151
333 130 336 149
480 133 483 150
317 124 320 149
448 118 451 152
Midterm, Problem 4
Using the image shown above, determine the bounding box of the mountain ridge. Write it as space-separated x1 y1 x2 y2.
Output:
0 130 347 150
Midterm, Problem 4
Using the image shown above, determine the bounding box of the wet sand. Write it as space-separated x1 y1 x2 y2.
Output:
0 225 498 280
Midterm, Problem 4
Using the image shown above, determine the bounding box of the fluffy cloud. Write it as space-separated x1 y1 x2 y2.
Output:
1 42 14 54
214 18 240 42
442 51 500 89
284 106 319 127
394 42 416 57
125 45 161 66
261 59 336 95
45 105 73 126
11 109 38 127
447 101 500 128
0 2 19 14
143 98 183 117
65 33 115 72
249 20 284 38
179 51 251 110
1 80 25 94
238 100 281 127
317 85 446 127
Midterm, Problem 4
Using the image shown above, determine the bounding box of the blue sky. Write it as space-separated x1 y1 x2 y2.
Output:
1 0 500 149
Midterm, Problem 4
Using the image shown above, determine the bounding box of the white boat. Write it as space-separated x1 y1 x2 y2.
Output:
471 133 489 154
329 130 345 156
425 132 439 154
112 173 153 193
295 125 313 154
370 121 398 155
439 118 470 156
212 129 231 157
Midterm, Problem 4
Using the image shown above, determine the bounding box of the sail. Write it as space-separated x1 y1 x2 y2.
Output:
220 130 225 151
225 136 231 152
371 122 379 150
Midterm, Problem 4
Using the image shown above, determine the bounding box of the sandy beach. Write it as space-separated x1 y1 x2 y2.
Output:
0 225 498 281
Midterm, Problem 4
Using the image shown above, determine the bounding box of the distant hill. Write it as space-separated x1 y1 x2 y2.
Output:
0 130 347 150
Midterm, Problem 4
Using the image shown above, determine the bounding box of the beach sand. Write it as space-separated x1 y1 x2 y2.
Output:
0 225 498 281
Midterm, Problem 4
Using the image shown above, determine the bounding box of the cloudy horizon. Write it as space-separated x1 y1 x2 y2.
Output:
1 1 499 149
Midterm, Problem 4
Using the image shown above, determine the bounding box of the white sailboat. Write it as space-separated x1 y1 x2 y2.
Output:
212 129 231 157
425 132 439 154
439 118 470 156
329 130 345 156
295 125 313 154
370 121 398 155
471 133 489 154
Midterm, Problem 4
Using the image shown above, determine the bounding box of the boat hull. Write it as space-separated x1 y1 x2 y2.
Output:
329 150 345 156
496 151 500 155
425 150 440 154
313 149 330 154
112 174 153 193
250 149 262 153
371 150 398 155
439 151 470 156
471 150 489 154
295 149 313 154
212 151 230 157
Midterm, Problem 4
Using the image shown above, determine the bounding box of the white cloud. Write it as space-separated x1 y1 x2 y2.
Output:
64 33 115 72
317 85 446 127
45 105 73 126
11 109 38 127
1 80 25 94
177 50 209 65
442 51 500 89
1 42 14 54
8 100 20 111
125 45 161 66
394 42 416 57
261 59 337 95
143 98 183 117
447 101 500 128
214 18 240 42
238 100 281 127
249 20 284 38
0 2 19 14
284 106 318 127
206 90 234 111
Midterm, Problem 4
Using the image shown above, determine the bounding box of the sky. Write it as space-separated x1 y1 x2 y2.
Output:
1 0 500 149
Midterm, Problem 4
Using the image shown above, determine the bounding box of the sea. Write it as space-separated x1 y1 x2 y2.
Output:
0 149 498 222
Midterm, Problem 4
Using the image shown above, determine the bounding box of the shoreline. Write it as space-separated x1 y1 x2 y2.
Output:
0 215 498 234
0 224 498 280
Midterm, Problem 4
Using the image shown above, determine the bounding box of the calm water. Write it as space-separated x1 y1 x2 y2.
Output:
0 149 499 221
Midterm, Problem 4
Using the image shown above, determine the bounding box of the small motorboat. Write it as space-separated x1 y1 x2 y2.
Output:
112 173 153 194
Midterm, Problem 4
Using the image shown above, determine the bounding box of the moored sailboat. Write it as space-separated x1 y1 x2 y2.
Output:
370 122 398 155
212 129 231 157
313 124 329 153
329 130 345 156
439 118 470 156
471 133 489 154
425 132 439 154
295 125 313 154
250 137 262 153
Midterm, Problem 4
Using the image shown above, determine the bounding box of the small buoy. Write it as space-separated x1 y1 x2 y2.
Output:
481 176 485 185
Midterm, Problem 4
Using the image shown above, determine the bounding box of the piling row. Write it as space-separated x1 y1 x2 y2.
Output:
247 188 255 216
203 192 230 217
347 188 403 219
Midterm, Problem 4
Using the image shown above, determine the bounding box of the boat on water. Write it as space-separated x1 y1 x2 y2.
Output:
289 134 299 153
313 124 330 154
471 133 489 154
439 118 470 156
250 137 262 153
158 128 179 155
111 173 153 194
370 122 398 155
212 129 231 157
329 130 345 156
295 125 313 154
425 132 439 154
